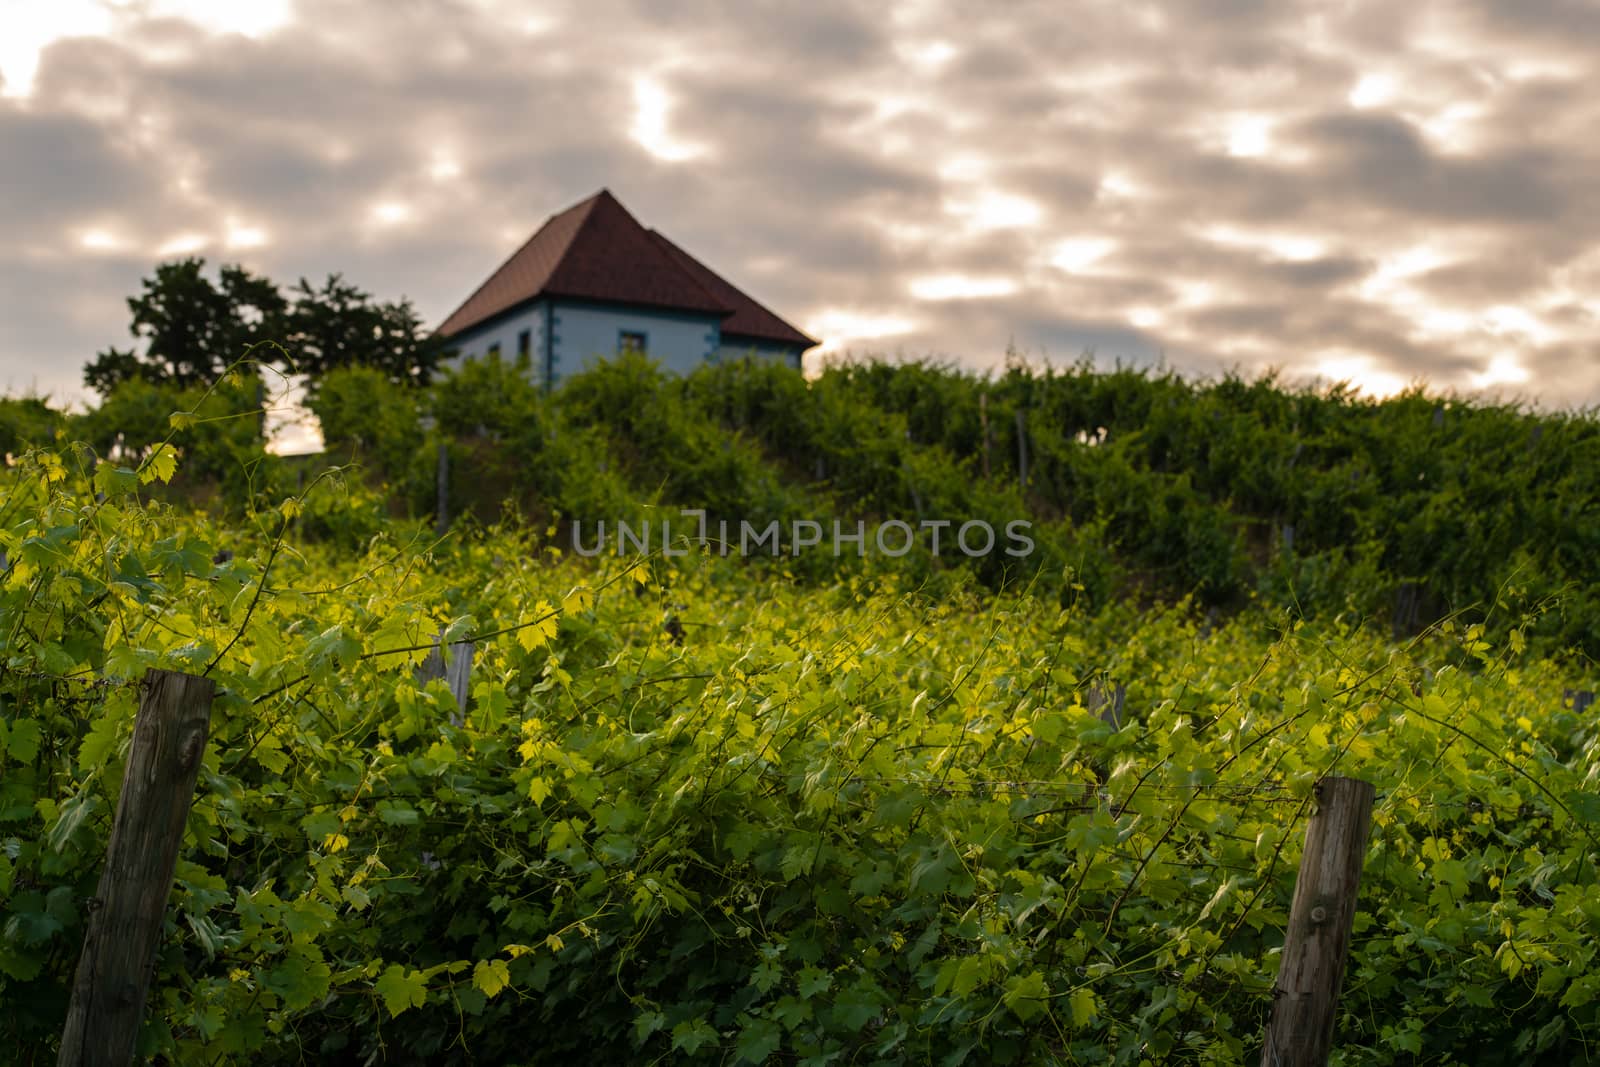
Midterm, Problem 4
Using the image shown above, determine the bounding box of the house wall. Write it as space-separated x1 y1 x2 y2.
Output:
714 338 805 371
447 304 549 383
550 302 719 378
445 303 806 385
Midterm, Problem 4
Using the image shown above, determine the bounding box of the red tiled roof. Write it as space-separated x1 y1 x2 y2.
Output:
437 189 815 349
646 229 818 349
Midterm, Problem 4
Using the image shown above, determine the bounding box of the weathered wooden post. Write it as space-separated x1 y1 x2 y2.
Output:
415 627 475 724
1085 682 1127 731
1389 581 1428 639
435 440 450 536
1259 776 1374 1067
1014 407 1029 490
979 392 992 478
59 669 217 1067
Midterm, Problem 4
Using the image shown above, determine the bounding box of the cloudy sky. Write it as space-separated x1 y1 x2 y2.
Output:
4 0 1600 411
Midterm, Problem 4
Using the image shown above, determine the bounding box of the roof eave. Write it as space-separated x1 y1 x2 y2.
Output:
723 329 820 350
541 288 733 320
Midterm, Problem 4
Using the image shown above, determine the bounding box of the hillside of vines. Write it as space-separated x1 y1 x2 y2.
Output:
5 356 1600 1063
0 423 1598 1063
9 353 1599 656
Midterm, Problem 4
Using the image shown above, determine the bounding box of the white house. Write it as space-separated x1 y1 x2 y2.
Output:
436 189 817 384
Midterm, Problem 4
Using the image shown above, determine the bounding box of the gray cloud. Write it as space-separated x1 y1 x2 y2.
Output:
0 106 165 245
3 0 1600 409
1458 0 1600 46
1295 112 1571 224
1415 257 1553 303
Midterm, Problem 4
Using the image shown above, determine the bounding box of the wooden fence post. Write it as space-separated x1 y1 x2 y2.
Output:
58 668 216 1067
415 627 475 725
1392 582 1423 639
435 441 450 537
1259 776 1374 1067
1014 408 1029 490
979 393 992 479
1085 683 1126 731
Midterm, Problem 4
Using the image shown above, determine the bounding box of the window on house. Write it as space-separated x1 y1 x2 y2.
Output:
516 329 532 369
619 330 647 355
487 342 502 361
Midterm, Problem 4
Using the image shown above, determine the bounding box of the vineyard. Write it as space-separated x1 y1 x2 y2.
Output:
2 439 1599 1065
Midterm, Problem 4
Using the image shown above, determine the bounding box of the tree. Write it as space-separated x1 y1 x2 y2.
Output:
70 368 283 509
0 394 66 459
84 261 449 398
83 258 288 396
287 274 447 388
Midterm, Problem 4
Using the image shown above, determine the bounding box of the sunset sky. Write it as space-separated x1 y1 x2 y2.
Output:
4 0 1600 408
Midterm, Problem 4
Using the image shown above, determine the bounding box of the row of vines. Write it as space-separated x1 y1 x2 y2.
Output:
12 350 1600 655
1 446 1598 1063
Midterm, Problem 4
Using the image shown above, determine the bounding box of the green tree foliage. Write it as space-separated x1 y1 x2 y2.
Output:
82 260 447 397
72 370 280 510
304 365 427 474
83 259 287 396
0 395 64 459
288 274 445 388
